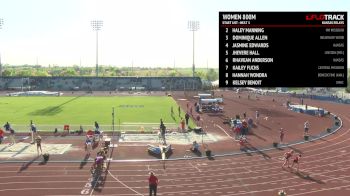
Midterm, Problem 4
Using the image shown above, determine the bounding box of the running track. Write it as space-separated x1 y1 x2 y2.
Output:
1 98 350 195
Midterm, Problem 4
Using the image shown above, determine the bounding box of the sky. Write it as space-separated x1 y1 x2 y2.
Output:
0 0 349 68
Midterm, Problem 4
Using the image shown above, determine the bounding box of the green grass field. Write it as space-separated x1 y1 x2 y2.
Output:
0 96 194 132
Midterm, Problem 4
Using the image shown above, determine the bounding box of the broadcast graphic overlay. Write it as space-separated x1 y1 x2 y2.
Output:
219 12 347 87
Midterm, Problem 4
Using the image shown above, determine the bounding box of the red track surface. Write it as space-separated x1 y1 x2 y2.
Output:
1 91 350 195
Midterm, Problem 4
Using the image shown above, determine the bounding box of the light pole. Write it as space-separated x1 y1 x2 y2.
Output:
0 18 4 77
91 20 103 77
188 20 200 77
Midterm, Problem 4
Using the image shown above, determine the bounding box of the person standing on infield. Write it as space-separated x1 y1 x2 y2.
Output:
280 128 285 144
148 171 159 196
304 121 310 135
9 128 16 146
36 135 42 155
30 120 37 144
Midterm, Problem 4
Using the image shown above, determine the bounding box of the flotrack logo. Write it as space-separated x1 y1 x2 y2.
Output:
306 14 344 21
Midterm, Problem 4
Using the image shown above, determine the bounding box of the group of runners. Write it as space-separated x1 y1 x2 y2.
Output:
85 121 111 177
84 121 105 154
90 146 109 175
282 150 302 172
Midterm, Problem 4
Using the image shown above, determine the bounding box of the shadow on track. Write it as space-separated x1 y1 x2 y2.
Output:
18 155 40 173
242 142 271 159
251 132 267 141
283 167 325 184
79 154 90 169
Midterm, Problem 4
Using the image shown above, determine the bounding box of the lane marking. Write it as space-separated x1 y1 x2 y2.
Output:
216 124 234 139
108 170 144 196
189 162 202 172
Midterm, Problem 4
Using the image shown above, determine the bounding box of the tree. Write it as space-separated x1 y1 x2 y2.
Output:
2 69 12 76
194 71 206 79
346 77 350 93
64 68 78 76
206 68 218 81
17 70 32 76
35 70 50 76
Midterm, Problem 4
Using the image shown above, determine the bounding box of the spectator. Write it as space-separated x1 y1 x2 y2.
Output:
160 119 166 145
280 128 285 144
191 141 200 152
94 121 100 131
185 112 190 125
4 122 10 132
36 135 42 155
9 128 16 146
148 172 159 196
304 121 310 135
30 121 37 144
0 128 4 144
180 118 185 131
79 125 84 135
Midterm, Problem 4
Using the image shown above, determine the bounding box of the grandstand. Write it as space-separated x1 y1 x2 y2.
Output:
0 76 202 91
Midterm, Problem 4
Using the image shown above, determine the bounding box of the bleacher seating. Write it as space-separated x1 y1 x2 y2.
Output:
0 76 202 91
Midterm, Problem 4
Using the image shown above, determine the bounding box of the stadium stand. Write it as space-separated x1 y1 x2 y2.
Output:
0 76 202 91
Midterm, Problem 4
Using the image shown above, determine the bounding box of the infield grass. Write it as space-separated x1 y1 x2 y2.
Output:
0 96 194 132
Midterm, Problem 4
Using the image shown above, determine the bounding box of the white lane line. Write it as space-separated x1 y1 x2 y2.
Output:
89 172 102 196
189 162 202 172
108 170 144 196
216 124 234 139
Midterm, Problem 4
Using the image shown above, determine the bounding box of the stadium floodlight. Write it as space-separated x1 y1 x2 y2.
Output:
0 18 3 77
188 20 200 77
91 20 103 77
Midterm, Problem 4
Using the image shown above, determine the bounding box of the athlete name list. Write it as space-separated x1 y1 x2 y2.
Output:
219 12 347 87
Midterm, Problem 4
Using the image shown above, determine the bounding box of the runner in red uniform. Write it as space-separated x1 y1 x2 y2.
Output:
282 150 294 168
291 154 302 172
